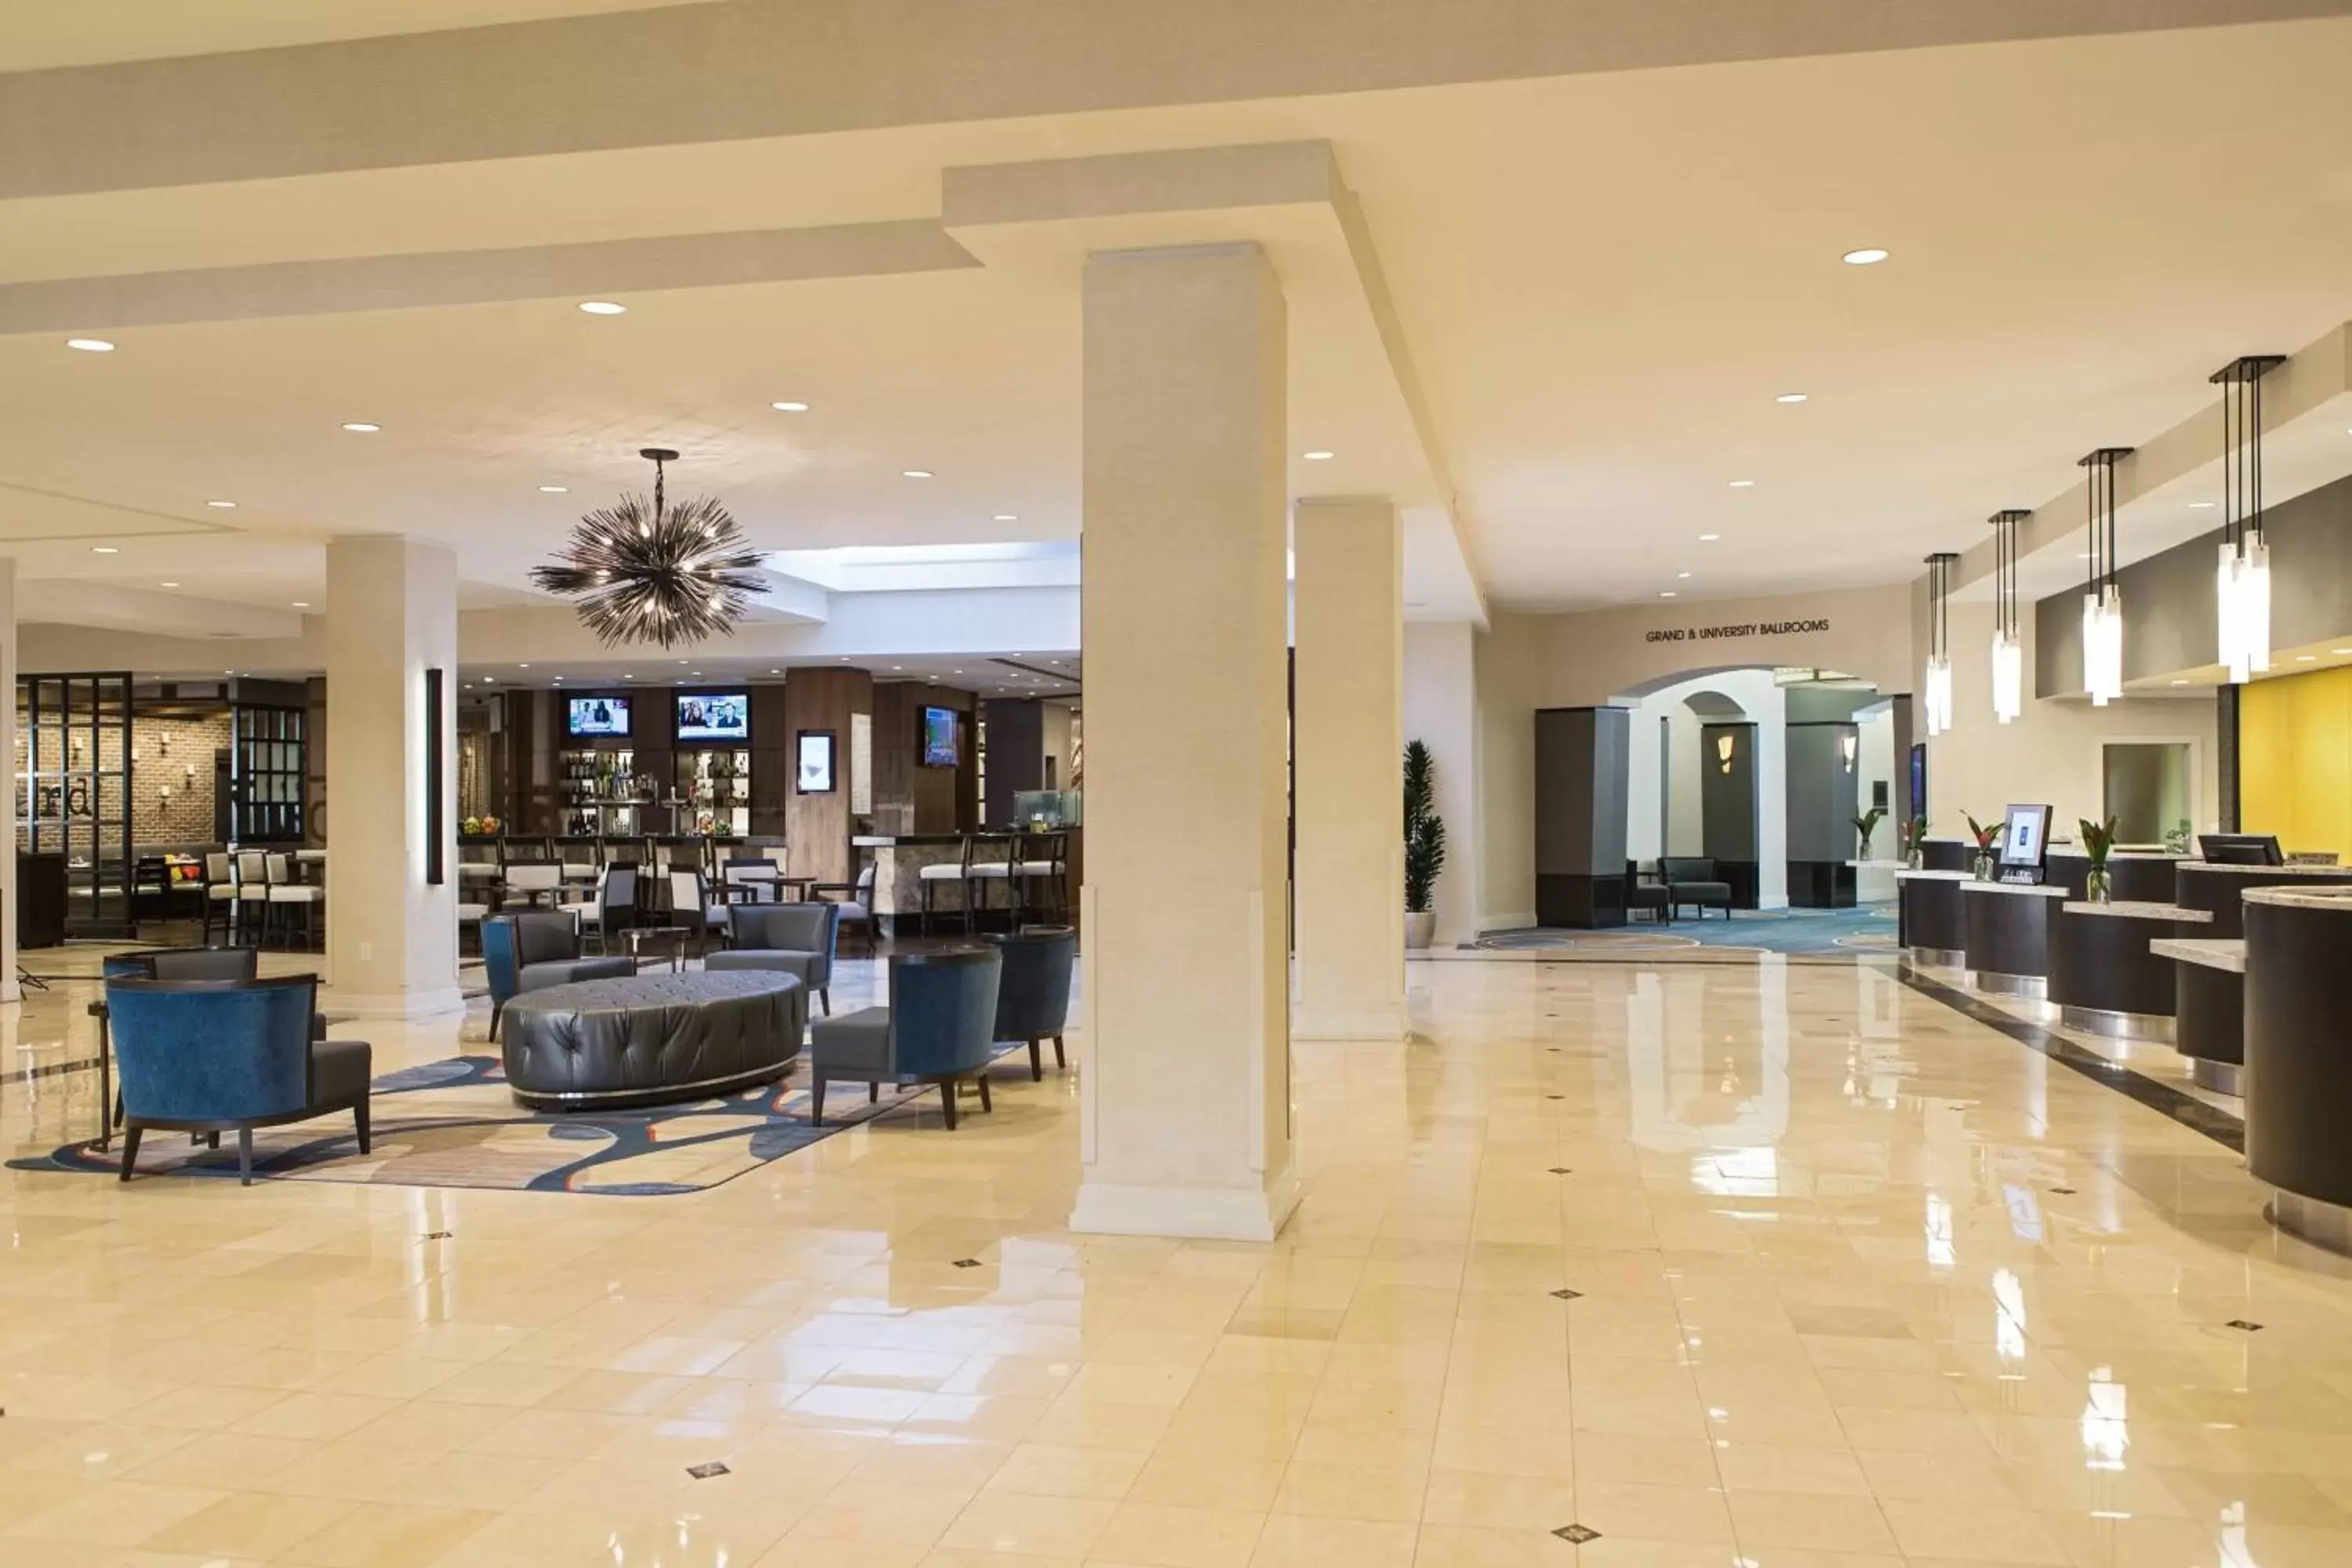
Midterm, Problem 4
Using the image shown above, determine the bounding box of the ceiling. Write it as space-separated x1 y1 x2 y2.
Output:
3 11 2351 633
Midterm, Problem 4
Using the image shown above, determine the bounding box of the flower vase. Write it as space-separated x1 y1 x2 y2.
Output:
1973 850 1994 882
1907 847 1924 870
2085 866 2114 905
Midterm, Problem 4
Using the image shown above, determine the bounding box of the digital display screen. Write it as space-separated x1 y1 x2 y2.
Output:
1999 804 2052 868
567 696 630 738
921 706 958 768
677 692 749 742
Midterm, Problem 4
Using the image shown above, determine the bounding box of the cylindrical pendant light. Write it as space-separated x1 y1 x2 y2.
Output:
1987 510 2029 724
2212 354 2284 684
2078 449 2132 706
1923 552 1958 737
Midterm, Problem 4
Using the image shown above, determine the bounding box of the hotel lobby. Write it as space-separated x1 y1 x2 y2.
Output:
9 4 2352 1566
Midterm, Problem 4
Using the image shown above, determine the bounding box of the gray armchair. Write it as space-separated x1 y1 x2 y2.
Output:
1657 856 1733 919
703 902 836 1038
481 912 637 1040
808 948 1001 1130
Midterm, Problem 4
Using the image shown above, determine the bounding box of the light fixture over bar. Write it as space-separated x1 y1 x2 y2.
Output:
2078 448 2133 706
2212 354 2285 684
1988 509 2029 724
1923 551 1958 737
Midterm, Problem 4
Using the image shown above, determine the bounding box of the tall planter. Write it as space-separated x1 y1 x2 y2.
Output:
1404 740 1447 950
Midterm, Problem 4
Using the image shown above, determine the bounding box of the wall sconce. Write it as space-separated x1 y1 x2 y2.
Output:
1716 734 1736 775
158 785 172 802
1840 731 1859 772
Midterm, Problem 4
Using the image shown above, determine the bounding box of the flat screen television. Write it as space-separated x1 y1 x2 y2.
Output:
566 696 630 738
677 692 749 742
920 705 959 768
2200 833 2284 866
1998 804 2052 869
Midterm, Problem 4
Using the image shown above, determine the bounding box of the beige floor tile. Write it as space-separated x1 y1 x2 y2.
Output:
935 1491 1114 1557
1089 1501 1266 1568
276 1500 498 1567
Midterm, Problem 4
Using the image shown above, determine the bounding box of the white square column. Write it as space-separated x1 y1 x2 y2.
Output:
1071 242 1297 1242
326 536 462 1020
1292 497 1406 1039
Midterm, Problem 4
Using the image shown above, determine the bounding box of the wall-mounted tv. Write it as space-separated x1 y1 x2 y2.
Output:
566 696 630 738
920 705 959 768
677 692 749 742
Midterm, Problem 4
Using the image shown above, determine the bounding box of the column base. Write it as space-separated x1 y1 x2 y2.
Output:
1070 1167 1301 1242
1291 1002 1409 1042
321 986 467 1023
2190 1059 2243 1095
2270 1191 2352 1258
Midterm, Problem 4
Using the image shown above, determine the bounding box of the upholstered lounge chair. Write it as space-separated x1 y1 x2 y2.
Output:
985 926 1075 1080
481 911 636 1040
808 948 1001 1130
707 902 836 1021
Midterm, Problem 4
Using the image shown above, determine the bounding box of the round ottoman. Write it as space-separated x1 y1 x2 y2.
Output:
499 971 800 1110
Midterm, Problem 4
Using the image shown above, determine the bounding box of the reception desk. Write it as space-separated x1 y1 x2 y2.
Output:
2244 886 2352 1251
2151 937 2246 1092
1962 881 2067 996
2049 900 2209 1039
1896 869 1968 965
2045 850 2183 903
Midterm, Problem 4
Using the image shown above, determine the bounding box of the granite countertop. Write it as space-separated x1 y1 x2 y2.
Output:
1847 858 1910 869
2151 936 2245 972
2047 849 2183 860
2063 900 2214 920
2179 860 2349 876
1961 880 2068 897
2243 885 2352 911
1894 869 1970 882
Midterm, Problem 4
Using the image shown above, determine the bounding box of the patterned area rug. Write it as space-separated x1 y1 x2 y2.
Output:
11 1047 1025 1196
1475 904 1899 960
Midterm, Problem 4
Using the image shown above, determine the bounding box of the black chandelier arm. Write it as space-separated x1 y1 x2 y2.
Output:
530 452 768 648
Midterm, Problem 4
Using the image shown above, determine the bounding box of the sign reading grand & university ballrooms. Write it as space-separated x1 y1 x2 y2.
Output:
1644 617 1830 644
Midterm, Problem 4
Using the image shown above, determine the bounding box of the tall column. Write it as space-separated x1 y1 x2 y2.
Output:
1292 498 1406 1039
1404 619 1482 949
1073 242 1294 1242
326 536 461 1019
0 557 16 1006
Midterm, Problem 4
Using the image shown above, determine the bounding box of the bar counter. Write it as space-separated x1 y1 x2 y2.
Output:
851 830 1082 934
2048 900 2210 1040
1962 880 2067 997
2244 886 2352 1252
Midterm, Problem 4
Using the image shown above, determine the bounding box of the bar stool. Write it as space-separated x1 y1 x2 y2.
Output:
503 863 563 910
265 851 325 951
201 852 238 944
1011 831 1069 925
233 851 271 946
963 836 1020 930
919 837 978 935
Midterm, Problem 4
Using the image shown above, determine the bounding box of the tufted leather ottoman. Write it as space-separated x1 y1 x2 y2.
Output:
499 971 801 1110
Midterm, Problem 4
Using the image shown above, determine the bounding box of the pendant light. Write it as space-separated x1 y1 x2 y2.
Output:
1987 510 2029 724
2212 354 2285 684
2078 448 2132 706
1922 551 1958 737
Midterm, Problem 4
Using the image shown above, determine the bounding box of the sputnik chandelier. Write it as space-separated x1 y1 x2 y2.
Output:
2212 354 2285 684
1922 551 1957 737
531 448 765 648
2078 448 2132 706
1988 510 2028 724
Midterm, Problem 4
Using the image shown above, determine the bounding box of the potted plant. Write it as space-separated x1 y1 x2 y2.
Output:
2080 815 2119 903
1403 740 1447 949
1853 806 1886 861
1964 812 2005 882
1904 813 1929 869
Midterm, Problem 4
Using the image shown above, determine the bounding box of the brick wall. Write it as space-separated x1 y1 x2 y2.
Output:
130 713 228 844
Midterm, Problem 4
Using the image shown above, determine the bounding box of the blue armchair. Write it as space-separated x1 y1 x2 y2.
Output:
985 927 1075 1080
107 973 372 1185
808 948 1002 1130
481 912 636 1040
710 902 837 1016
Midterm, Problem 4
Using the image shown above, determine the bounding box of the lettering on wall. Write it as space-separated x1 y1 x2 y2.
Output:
1643 618 1831 645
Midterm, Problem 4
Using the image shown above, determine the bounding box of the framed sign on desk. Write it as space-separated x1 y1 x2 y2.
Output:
796 730 836 793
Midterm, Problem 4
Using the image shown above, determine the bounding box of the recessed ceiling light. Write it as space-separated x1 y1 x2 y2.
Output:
579 300 626 315
2334 649 2352 656
518 663 530 669
1302 451 1335 461
341 422 379 433
1678 572 1693 579
1728 480 1755 489
693 671 702 677
91 546 118 554
67 337 116 352
1660 591 1678 599
481 676 495 684
205 499 237 509
1842 248 1890 266
160 581 179 588
2172 679 2189 686
1775 393 1809 405
902 469 934 479
953 670 964 675
539 485 568 494
290 601 308 608
2189 501 2216 509
2297 655 2318 662
677 659 688 665
1699 533 1722 542
769 668 780 675
771 401 809 412
994 514 1018 522
623 674 634 680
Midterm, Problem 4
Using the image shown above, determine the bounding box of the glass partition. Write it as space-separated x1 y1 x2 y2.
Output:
17 672 136 937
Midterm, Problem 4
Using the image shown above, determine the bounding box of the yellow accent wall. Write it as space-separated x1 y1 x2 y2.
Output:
2242 666 2352 858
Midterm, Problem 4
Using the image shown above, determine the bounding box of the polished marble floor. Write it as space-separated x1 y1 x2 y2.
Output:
5 950 2352 1566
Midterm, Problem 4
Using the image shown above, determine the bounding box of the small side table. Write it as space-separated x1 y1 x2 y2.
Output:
624 925 692 973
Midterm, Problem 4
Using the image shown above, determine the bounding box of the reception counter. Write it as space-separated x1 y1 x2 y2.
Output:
2244 886 2352 1251
2175 860 2352 936
1962 880 2067 996
2151 937 2245 1092
2046 850 2184 903
1895 869 1968 965
2049 900 2210 1039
